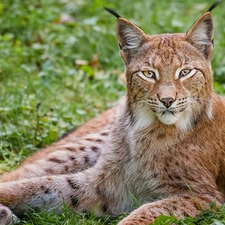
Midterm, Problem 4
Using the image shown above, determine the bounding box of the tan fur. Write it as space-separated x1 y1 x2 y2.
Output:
0 3 225 225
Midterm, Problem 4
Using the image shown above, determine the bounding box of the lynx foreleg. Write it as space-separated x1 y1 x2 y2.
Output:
118 195 221 225
0 176 94 214
0 168 126 224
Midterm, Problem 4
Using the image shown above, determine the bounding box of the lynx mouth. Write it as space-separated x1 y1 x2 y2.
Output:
161 111 175 116
157 110 183 125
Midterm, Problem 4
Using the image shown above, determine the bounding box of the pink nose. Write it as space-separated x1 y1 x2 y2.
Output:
160 98 175 108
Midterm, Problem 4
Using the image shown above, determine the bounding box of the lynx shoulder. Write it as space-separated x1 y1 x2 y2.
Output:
0 1 225 225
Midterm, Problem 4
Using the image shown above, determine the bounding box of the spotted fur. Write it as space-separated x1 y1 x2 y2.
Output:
0 2 225 225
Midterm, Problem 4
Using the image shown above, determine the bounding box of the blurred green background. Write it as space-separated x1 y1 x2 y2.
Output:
0 0 225 224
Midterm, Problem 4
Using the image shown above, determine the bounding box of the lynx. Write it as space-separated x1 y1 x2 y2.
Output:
0 1 224 224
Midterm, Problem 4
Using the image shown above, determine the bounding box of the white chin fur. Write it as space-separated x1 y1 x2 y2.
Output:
132 103 157 132
132 102 198 132
157 113 181 125
157 110 193 131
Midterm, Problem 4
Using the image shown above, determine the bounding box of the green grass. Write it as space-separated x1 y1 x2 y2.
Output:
1 0 225 224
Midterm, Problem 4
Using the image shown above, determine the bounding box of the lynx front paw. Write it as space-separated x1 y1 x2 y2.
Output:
0 206 13 225
118 215 154 225
118 208 155 225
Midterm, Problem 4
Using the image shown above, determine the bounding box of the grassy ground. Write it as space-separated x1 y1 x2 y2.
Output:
1 0 225 224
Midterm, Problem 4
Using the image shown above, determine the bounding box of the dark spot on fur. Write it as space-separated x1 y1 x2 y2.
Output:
48 157 64 163
91 146 99 152
157 132 165 138
41 185 50 194
84 155 89 164
86 138 103 143
85 156 97 167
64 165 69 172
183 196 191 200
173 206 178 211
85 138 94 142
152 173 158 178
140 216 147 220
174 175 181 180
79 147 85 151
67 179 79 189
101 132 108 136
66 147 77 152
192 118 199 127
183 211 191 217
70 194 79 207
45 168 53 174
70 156 76 161
45 188 50 194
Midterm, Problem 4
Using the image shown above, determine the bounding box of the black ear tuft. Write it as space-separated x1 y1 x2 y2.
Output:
104 7 121 18
207 0 223 12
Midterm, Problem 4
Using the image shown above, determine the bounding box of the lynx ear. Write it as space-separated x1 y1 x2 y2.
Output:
104 7 147 63
116 18 147 52
186 12 214 60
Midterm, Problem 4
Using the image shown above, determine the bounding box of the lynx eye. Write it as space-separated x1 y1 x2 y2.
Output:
179 69 191 77
142 70 156 79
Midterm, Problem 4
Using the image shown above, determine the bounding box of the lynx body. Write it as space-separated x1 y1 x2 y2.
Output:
0 2 224 225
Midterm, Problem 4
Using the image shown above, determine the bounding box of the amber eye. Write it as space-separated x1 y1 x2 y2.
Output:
179 69 191 77
142 70 156 79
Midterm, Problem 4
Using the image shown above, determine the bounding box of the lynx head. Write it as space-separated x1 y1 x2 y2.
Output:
105 1 221 131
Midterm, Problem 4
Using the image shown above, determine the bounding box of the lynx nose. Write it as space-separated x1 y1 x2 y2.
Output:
160 98 175 108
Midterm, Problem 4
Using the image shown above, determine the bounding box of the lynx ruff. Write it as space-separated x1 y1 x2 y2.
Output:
0 1 225 225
